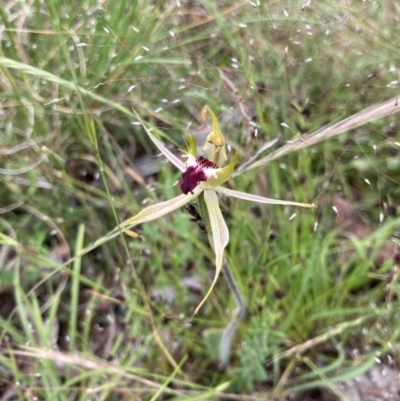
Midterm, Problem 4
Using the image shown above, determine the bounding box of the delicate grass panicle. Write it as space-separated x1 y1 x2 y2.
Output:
1 0 400 399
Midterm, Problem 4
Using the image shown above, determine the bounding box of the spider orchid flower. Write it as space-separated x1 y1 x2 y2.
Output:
123 106 314 315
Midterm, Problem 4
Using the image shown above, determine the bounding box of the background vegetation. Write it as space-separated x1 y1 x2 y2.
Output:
1 0 400 399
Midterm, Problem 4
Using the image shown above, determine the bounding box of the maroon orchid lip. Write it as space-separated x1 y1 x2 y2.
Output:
180 156 218 194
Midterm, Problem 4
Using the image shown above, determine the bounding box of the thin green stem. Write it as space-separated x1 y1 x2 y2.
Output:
219 259 246 367
222 260 246 317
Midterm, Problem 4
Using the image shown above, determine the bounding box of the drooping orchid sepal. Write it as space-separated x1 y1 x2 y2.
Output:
193 189 229 316
201 105 228 167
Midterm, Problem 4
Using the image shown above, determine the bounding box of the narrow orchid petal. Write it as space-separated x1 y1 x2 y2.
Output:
132 109 185 172
214 186 315 208
147 129 185 172
185 135 198 158
193 189 229 316
121 187 202 230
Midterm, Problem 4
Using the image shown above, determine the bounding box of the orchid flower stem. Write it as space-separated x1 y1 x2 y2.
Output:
221 260 245 317
219 259 246 367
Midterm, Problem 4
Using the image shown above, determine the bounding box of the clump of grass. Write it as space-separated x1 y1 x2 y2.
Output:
1 0 400 399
